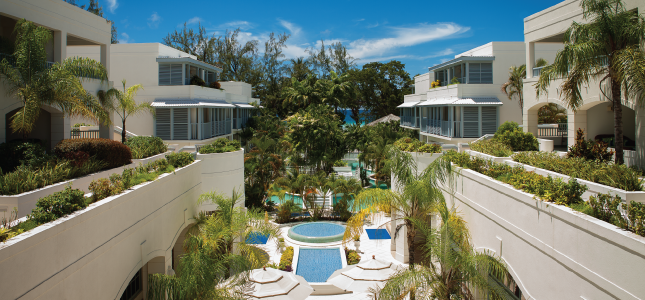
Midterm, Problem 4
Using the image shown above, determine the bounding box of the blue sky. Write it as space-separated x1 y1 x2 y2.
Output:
97 0 563 75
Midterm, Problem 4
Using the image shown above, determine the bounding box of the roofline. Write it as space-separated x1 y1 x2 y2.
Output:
156 57 223 73
428 56 495 72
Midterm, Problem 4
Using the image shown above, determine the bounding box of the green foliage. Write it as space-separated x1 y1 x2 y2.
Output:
393 137 441 153
72 123 93 127
276 200 298 224
29 185 86 224
0 141 52 173
512 151 642 191
538 103 567 124
209 81 221 89
333 198 353 221
576 193 645 237
333 160 348 167
279 246 294 271
166 152 195 168
493 121 538 151
567 128 614 162
189 75 206 86
199 138 241 154
345 248 361 265
54 138 132 169
125 136 168 159
445 151 587 206
469 139 513 157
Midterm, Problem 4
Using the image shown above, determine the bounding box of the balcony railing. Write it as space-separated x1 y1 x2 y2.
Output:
537 123 567 138
70 129 99 139
401 116 416 127
420 119 462 138
533 66 545 77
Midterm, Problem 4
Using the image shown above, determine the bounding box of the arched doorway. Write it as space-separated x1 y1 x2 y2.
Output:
5 107 51 145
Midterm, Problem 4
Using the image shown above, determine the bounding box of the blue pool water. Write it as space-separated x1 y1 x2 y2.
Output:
292 223 345 237
245 232 269 244
296 248 343 282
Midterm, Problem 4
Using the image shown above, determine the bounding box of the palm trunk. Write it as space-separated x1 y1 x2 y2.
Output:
405 220 416 265
121 119 127 143
612 81 624 165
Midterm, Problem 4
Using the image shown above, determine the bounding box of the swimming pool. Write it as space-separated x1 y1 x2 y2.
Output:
296 248 343 282
288 222 345 243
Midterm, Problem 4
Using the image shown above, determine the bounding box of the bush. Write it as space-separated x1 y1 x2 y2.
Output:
209 81 221 89
276 200 298 224
190 75 205 86
279 246 294 271
345 248 361 265
54 138 132 169
493 121 538 151
73 123 92 127
576 193 645 237
166 152 194 168
125 136 167 159
444 151 587 206
512 151 642 191
29 185 87 224
393 138 441 153
469 139 513 157
0 159 106 195
0 141 52 172
567 128 614 162
199 138 241 154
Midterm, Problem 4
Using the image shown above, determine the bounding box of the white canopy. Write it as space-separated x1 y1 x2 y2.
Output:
326 255 403 293
234 103 256 108
396 101 419 108
150 99 236 108
417 97 502 106
246 267 313 300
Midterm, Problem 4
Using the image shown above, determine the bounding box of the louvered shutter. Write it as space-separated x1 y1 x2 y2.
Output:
480 63 493 84
155 108 171 140
463 107 479 137
481 107 497 135
170 64 183 85
173 108 188 140
159 64 171 85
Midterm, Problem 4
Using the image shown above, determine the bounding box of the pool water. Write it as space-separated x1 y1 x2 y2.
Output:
296 248 343 282
292 223 344 237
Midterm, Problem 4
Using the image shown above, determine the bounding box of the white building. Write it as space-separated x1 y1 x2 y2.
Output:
68 43 258 148
400 42 561 144
0 0 112 149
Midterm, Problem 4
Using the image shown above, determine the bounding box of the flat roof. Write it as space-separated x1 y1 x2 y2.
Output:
428 56 495 72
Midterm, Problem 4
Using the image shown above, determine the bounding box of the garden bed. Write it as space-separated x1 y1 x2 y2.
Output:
0 151 172 218
464 150 512 163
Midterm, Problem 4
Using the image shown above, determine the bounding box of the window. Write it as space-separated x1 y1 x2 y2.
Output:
159 64 183 85
468 63 493 84
120 269 142 300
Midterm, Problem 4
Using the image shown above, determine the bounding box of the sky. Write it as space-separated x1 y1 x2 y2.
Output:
95 0 563 76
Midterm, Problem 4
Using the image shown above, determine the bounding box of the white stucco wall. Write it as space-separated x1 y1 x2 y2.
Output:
195 149 245 210
0 161 202 300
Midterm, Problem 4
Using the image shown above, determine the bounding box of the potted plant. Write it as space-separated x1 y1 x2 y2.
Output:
278 238 285 253
353 235 361 252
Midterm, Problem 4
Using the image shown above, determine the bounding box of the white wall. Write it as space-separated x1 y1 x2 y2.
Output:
195 149 245 211
220 81 253 98
586 103 636 142
456 42 493 57
414 73 431 94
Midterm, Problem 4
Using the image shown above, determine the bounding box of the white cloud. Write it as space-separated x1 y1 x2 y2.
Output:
147 12 161 29
357 49 455 63
367 23 379 28
186 17 203 25
211 21 254 31
347 23 468 60
120 32 132 44
106 0 118 13
321 29 331 35
278 19 302 38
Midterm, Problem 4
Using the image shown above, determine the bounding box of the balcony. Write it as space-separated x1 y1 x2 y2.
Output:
400 115 417 128
420 119 462 138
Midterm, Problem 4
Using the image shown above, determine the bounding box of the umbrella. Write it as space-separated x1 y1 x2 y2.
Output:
327 255 403 293
366 114 400 126
246 267 314 300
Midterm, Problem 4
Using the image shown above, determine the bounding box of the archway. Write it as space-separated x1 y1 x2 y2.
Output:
5 107 51 145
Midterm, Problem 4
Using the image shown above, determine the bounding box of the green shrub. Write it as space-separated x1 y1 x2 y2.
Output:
469 139 513 157
166 152 194 168
345 248 361 265
576 193 645 237
444 151 587 206
125 136 167 159
54 138 132 169
393 138 441 153
567 128 614 162
0 141 52 173
0 159 106 195
29 185 87 224
512 151 643 191
276 201 298 224
72 123 92 127
494 121 538 151
199 138 241 154
279 246 294 271
334 160 348 167
190 75 206 86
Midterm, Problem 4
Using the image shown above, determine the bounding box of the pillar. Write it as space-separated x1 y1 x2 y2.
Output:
568 109 588 146
53 31 67 63
526 42 535 79
523 108 539 137
100 44 110 78
635 105 645 169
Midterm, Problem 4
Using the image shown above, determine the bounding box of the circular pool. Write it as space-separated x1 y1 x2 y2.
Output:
287 222 346 243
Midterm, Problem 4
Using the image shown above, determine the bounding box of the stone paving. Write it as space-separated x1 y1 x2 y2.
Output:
255 213 406 300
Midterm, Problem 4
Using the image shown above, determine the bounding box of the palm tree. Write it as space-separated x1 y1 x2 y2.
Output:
369 202 510 300
347 147 452 265
0 19 109 138
536 0 645 164
538 103 567 124
360 135 391 188
148 191 280 300
98 79 152 143
244 136 285 207
500 59 547 114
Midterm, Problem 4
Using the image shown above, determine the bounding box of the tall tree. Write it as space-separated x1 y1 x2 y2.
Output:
0 19 109 138
287 57 312 82
163 23 216 64
501 59 547 114
328 42 357 75
306 40 332 79
256 33 289 114
213 28 261 85
536 0 645 164
97 80 153 143
538 103 567 123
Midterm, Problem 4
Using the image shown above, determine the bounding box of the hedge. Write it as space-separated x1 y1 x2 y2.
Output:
54 138 132 169
199 138 241 154
124 136 167 159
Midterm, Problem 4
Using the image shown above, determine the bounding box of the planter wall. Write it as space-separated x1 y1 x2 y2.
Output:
504 160 645 203
0 161 202 300
464 150 512 163
195 148 245 210
0 151 172 218
442 166 645 299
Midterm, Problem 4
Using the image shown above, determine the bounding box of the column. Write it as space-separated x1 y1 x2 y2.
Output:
526 42 535 78
53 31 67 63
523 108 539 137
465 63 470 84
635 105 645 169
568 110 587 146
478 106 482 137
100 44 110 78
198 108 203 140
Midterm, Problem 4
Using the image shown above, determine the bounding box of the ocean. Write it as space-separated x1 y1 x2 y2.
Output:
340 109 367 126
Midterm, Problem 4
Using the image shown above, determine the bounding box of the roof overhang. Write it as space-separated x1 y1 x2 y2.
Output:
233 103 256 108
428 56 495 72
156 57 223 73
417 97 503 106
397 101 419 108
151 99 235 108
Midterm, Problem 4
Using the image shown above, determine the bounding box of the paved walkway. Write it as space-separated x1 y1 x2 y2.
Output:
256 214 405 300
